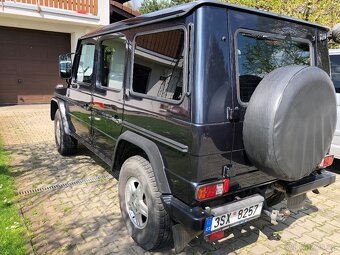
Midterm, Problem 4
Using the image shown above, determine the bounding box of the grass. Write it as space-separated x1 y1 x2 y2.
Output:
0 142 28 255
302 243 312 251
62 207 71 213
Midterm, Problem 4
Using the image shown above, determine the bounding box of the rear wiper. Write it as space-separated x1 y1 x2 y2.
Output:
241 33 281 41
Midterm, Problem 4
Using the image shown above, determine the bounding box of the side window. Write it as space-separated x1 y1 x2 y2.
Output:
76 43 95 84
132 29 185 101
100 37 126 90
330 54 340 93
236 31 311 103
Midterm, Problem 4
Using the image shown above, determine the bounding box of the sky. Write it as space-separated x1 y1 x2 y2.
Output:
131 0 143 9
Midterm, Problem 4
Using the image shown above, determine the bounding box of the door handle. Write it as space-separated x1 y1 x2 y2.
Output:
110 115 122 124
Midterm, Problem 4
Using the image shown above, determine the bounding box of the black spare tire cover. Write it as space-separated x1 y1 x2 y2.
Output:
243 65 336 181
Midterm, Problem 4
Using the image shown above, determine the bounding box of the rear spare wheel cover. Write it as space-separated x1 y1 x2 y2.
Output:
243 65 336 181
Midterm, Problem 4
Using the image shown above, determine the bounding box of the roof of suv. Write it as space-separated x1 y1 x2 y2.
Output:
82 0 328 39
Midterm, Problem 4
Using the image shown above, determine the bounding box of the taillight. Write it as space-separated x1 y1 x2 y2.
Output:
196 179 230 201
207 230 224 242
223 179 229 193
319 155 334 168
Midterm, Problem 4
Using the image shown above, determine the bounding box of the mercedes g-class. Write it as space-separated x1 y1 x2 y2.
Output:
51 1 340 252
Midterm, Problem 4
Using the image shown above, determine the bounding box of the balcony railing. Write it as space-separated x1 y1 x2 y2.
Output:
4 0 98 15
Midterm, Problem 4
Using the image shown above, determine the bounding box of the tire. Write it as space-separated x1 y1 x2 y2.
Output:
118 155 172 250
243 65 336 181
54 109 77 156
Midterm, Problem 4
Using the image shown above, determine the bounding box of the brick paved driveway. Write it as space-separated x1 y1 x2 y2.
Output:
0 104 340 255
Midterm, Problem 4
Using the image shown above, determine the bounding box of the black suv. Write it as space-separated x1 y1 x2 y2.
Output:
51 1 340 252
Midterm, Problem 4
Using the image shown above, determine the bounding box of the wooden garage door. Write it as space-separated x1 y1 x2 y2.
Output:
0 27 70 104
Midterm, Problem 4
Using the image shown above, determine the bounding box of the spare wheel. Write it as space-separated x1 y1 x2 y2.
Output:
243 65 336 181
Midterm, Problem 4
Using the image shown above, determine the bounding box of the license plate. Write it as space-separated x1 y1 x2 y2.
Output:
205 202 263 235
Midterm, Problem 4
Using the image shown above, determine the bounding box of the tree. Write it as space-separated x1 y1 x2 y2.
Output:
139 0 173 14
139 0 192 14
225 0 339 32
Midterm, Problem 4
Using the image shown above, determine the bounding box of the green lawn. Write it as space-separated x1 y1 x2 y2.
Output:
0 142 28 255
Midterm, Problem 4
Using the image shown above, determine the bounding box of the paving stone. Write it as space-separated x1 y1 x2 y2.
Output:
316 222 339 234
305 229 328 241
326 232 340 245
294 233 319 245
247 243 272 254
2 104 340 255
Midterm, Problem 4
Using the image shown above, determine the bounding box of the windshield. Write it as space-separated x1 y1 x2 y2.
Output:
330 54 340 93
237 32 311 103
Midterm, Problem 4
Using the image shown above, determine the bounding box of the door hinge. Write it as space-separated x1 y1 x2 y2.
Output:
226 107 240 122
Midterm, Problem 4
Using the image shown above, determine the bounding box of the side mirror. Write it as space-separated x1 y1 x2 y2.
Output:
332 23 340 44
59 54 72 79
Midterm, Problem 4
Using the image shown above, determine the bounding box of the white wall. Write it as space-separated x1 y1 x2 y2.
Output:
0 0 109 25
0 0 110 53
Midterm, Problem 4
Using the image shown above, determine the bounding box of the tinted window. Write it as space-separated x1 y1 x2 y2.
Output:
132 29 185 101
101 38 126 90
76 44 95 84
237 32 310 103
330 54 340 93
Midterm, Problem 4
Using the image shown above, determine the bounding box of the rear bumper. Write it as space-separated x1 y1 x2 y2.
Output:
161 195 207 231
163 170 336 231
281 170 336 197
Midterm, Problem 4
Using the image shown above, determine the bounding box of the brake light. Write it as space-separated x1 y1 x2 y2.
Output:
319 155 334 168
207 230 224 242
224 179 229 193
196 179 230 201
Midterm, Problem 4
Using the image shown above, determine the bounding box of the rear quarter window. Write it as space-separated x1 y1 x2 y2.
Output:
131 28 185 102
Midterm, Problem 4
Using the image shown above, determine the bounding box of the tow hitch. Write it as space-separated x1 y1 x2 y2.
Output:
262 207 291 224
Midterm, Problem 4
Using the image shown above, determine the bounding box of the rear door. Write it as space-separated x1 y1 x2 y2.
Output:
91 35 127 164
228 10 315 188
67 40 96 144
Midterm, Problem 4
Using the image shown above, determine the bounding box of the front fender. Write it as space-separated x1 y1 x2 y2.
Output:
50 97 72 135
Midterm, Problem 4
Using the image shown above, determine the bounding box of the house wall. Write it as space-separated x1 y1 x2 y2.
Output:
0 1 110 104
0 0 110 52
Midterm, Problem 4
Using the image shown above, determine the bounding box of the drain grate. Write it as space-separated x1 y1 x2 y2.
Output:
17 175 113 195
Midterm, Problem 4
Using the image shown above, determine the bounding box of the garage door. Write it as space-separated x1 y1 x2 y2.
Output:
0 27 70 104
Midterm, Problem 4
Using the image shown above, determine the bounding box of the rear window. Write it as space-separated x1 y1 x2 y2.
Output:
236 31 311 103
330 54 340 93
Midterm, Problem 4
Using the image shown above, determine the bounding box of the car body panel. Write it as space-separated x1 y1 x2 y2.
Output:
330 49 340 158
52 2 331 208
